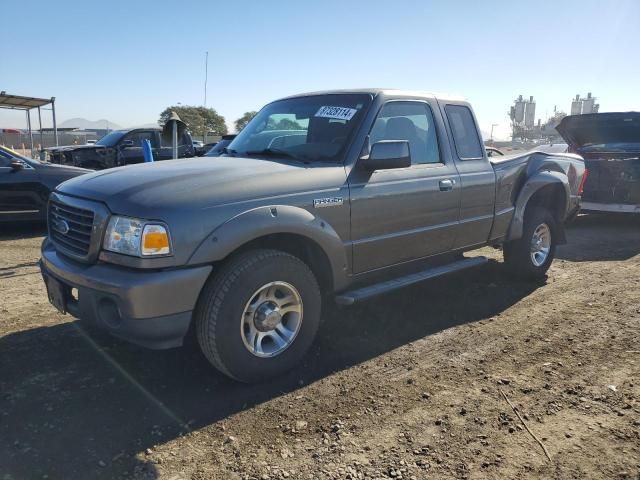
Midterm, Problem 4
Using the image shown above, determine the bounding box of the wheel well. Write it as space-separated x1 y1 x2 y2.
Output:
229 233 334 293
526 183 566 223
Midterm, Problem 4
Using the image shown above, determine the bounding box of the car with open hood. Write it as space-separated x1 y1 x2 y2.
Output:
46 126 195 170
556 112 640 213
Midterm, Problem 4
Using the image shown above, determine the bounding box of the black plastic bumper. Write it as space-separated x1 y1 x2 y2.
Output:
40 239 212 349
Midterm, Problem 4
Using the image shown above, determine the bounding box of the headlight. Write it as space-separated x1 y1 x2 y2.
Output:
103 216 171 257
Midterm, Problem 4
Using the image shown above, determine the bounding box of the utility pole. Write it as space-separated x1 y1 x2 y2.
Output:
490 124 498 142
203 51 209 143
204 51 209 107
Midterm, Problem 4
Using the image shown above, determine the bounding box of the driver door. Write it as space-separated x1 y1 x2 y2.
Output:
349 100 461 273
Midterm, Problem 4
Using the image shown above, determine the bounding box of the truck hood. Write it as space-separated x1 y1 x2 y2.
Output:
556 112 640 151
56 156 345 217
45 145 110 154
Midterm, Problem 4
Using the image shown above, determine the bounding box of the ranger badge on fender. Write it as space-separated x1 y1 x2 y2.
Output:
313 197 344 208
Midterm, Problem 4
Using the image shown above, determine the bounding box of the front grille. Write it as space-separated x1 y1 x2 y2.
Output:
49 199 95 256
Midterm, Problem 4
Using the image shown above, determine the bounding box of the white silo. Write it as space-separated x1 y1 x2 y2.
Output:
582 92 596 114
525 96 536 128
570 95 582 115
514 95 526 124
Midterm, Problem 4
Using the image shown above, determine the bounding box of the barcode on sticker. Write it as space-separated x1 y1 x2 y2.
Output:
315 106 358 121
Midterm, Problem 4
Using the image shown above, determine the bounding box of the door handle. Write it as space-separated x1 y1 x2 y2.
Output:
439 179 455 191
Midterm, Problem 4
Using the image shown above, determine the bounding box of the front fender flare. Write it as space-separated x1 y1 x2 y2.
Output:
508 170 570 242
188 205 349 290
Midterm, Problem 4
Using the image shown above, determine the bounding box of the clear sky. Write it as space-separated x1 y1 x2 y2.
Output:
1 0 639 139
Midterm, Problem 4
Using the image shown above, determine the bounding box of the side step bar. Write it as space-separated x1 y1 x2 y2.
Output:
335 256 488 305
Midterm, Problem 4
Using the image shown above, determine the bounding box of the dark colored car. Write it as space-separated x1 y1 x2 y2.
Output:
46 127 195 170
193 141 216 156
0 146 90 222
204 135 237 157
557 112 640 213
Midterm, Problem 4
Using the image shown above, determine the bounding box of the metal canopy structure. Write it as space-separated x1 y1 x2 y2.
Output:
0 91 59 154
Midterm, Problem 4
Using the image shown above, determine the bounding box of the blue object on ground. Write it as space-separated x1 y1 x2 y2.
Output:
143 139 154 163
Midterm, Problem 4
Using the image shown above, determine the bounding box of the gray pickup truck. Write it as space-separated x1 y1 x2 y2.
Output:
40 89 586 382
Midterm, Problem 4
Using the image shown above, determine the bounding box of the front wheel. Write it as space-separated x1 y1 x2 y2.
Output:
195 249 321 383
503 207 557 280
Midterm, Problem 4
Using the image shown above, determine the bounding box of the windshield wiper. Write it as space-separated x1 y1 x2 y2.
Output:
244 148 309 164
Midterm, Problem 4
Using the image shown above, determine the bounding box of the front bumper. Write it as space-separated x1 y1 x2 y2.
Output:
40 238 212 349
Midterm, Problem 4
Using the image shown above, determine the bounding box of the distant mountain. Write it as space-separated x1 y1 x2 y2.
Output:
129 122 160 129
59 118 122 130
58 118 160 130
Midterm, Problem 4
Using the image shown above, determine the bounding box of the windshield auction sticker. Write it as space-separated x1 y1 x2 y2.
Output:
314 106 358 121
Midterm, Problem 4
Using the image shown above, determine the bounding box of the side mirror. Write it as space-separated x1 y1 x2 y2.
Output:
10 160 24 172
364 140 411 170
120 139 135 148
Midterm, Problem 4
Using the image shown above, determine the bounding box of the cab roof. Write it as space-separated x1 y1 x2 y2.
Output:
277 88 467 103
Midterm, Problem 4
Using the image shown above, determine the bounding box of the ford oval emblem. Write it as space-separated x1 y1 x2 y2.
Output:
53 219 70 235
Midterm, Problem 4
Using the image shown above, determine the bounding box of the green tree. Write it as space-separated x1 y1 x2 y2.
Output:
266 118 304 131
276 118 303 130
234 111 257 132
159 106 227 136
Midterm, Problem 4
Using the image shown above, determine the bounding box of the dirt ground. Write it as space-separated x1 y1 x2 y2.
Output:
1 214 639 480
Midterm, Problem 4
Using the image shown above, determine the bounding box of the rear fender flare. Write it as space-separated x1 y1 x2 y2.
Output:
508 170 570 242
188 205 349 290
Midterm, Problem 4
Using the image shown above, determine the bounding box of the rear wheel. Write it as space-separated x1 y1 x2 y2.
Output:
195 249 321 383
503 207 557 280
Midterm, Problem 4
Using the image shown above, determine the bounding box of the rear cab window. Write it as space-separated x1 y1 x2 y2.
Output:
445 105 484 160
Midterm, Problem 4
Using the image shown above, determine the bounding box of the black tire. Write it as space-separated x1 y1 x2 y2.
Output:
503 207 557 281
195 249 321 383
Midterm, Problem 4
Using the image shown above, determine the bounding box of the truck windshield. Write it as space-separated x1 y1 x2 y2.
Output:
95 131 125 146
228 94 372 163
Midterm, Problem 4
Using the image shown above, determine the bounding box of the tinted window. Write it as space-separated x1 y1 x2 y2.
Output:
0 147 36 166
0 149 12 167
123 131 155 147
369 102 441 164
445 105 483 159
95 131 125 146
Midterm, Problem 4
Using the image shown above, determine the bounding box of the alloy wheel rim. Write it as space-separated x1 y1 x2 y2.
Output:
240 281 303 358
530 223 551 267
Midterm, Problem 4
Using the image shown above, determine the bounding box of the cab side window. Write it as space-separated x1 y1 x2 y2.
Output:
122 131 155 147
445 105 483 159
369 102 441 165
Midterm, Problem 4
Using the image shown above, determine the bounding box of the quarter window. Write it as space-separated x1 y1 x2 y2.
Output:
445 105 483 159
369 102 441 165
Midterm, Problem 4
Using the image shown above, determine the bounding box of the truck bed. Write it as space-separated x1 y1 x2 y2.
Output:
488 150 585 239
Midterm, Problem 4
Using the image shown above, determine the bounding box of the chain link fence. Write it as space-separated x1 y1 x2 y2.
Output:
0 132 101 158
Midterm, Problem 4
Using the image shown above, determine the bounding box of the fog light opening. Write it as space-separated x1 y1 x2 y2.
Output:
98 297 122 328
